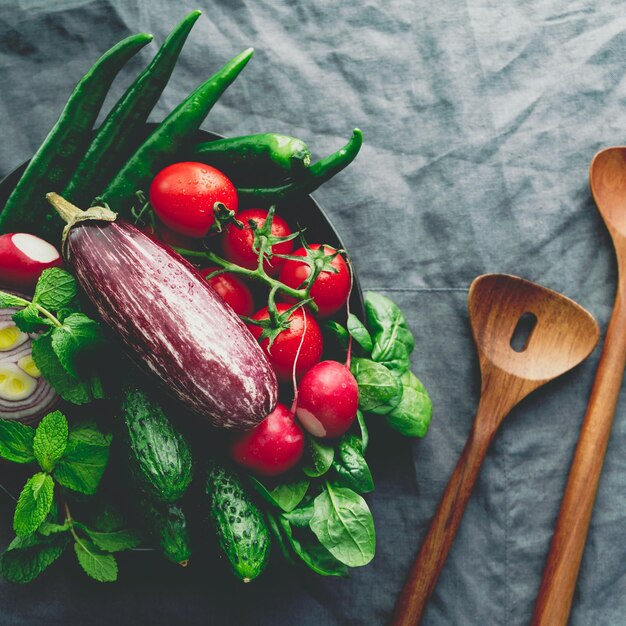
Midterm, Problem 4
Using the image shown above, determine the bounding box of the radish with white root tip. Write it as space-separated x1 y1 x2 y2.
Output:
0 233 62 291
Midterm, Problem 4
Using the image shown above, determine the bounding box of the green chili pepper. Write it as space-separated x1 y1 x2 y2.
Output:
0 32 153 242
192 133 311 185
100 48 255 216
236 129 363 202
64 11 202 207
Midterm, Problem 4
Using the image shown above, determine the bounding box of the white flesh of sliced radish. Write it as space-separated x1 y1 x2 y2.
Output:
296 407 327 437
12 233 60 263
0 363 37 401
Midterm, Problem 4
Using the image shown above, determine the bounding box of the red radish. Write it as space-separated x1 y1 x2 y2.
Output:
296 360 359 438
247 304 323 382
279 244 350 317
223 208 293 275
0 233 62 291
199 267 254 317
230 403 304 476
150 162 238 238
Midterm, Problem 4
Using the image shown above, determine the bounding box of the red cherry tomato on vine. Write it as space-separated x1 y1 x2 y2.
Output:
279 244 350 317
149 162 238 238
230 403 304 476
247 303 323 382
223 208 293 276
199 267 254 317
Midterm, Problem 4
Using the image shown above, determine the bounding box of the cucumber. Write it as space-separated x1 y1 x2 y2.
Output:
143 499 191 566
206 462 270 582
121 381 193 502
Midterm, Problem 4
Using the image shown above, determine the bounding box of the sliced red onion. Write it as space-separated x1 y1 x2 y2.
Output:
0 297 59 424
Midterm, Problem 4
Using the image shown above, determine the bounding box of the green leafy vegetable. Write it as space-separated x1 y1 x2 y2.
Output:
303 436 335 478
31 334 94 405
0 292 29 309
309 483 375 567
14 473 55 536
53 421 112 495
0 533 67 583
350 357 402 415
365 291 414 373
74 538 118 582
33 410 68 472
332 434 374 494
249 477 310 513
13 304 52 332
0 420 35 463
278 515 348 577
32 268 77 312
77 524 142 553
356 410 369 452
323 320 349 349
386 370 433 437
347 313 373 352
51 313 104 377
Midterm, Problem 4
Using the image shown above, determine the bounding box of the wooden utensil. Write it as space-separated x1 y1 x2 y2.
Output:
531 146 626 625
391 274 599 626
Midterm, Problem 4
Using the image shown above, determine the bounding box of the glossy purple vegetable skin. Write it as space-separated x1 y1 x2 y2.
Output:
63 219 278 429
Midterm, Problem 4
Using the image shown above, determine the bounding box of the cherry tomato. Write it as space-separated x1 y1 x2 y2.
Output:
247 303 323 382
199 267 254 317
149 162 238 238
230 403 305 476
279 244 350 317
223 208 293 276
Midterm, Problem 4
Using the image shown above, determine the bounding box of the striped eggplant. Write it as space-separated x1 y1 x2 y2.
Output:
46 193 278 430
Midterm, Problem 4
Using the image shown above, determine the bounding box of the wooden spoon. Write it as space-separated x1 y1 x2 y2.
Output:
531 147 626 625
390 274 599 626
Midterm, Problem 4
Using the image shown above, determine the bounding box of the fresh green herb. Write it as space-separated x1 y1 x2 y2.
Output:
347 313 373 352
33 268 78 311
302 436 335 478
50 313 104 377
309 483 375 567
365 291 414 374
332 435 374 494
0 533 68 584
0 420 35 464
350 357 403 415
77 525 141 553
356 410 369 453
33 410 68 472
386 370 433 437
74 538 118 582
14 473 55 537
249 476 310 513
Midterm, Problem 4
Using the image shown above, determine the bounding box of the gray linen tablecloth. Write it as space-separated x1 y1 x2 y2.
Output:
1 1 625 624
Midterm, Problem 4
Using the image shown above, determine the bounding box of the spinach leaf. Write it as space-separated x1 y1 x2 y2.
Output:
249 477 310 512
265 512 295 565
365 292 414 373
282 501 315 528
347 314 373 352
332 435 374 494
278 515 348 577
323 320 349 350
302 436 334 477
309 483 375 567
351 358 402 415
356 410 369 452
386 370 433 437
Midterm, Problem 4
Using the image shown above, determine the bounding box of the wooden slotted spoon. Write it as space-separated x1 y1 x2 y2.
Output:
391 274 599 626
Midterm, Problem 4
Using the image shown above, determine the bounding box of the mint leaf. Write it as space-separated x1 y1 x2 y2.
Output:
31 333 93 405
12 304 51 333
54 422 111 495
74 539 118 582
0 533 67 583
33 410 68 472
0 291 29 309
0 419 35 463
14 473 54 536
51 313 103 377
33 268 77 312
77 524 141 553
38 520 71 536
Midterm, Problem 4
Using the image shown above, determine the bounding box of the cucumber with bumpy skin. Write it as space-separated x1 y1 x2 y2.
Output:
121 381 193 502
143 499 191 566
207 462 270 582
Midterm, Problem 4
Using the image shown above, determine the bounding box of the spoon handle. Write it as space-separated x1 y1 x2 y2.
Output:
531 292 626 626
390 426 492 626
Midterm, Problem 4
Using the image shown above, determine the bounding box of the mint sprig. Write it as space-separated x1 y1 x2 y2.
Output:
0 268 105 405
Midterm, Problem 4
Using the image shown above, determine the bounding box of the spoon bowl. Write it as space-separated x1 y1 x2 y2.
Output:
590 147 626 236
